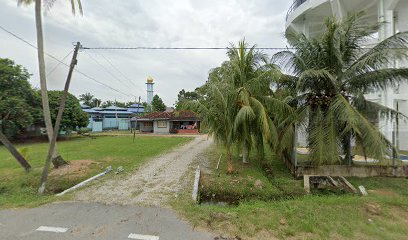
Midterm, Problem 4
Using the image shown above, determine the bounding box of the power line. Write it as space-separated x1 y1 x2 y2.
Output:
46 50 73 77
85 51 144 97
97 52 140 89
84 51 134 91
81 46 292 50
0 25 134 98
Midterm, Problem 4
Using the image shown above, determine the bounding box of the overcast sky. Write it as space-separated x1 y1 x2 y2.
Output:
0 0 291 106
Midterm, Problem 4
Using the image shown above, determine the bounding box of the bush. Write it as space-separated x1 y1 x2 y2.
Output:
77 127 90 135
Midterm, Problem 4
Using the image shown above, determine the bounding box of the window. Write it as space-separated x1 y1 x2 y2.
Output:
157 121 167 128
144 122 153 127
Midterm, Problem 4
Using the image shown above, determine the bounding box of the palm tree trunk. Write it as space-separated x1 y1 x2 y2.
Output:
34 0 66 168
343 133 352 166
38 42 80 194
226 147 234 174
242 141 249 164
0 131 31 172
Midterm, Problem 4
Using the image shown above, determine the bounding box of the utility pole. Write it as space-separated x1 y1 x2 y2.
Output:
138 96 141 114
0 122 31 172
38 42 81 194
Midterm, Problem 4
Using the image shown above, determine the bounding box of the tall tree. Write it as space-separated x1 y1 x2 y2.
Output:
79 92 94 106
227 40 283 163
191 83 238 173
151 94 166 112
17 0 83 168
175 89 200 110
91 98 102 108
272 13 408 165
100 100 114 108
0 58 36 172
0 58 42 139
49 91 89 131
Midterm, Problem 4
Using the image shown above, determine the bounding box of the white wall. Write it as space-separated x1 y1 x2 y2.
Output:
153 120 170 134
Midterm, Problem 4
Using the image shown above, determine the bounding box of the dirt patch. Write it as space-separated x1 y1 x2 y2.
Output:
369 189 400 197
49 160 98 178
364 202 382 215
389 206 408 225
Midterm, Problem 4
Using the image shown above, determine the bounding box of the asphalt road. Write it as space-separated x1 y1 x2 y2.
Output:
0 202 214 240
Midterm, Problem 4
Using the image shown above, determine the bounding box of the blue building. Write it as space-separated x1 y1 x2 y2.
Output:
81 104 144 132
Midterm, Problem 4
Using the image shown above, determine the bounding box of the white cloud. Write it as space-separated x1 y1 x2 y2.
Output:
0 0 291 105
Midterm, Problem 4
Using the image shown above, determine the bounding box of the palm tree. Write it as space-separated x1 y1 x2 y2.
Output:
191 81 238 174
17 0 82 168
272 13 408 165
92 98 102 108
79 92 94 106
227 40 282 163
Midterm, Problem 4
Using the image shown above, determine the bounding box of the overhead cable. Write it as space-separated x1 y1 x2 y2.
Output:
0 25 134 98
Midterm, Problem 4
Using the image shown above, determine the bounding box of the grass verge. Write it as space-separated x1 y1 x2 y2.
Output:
0 135 192 209
172 145 408 240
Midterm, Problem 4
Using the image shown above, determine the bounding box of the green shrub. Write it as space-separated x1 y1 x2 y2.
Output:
77 127 90 135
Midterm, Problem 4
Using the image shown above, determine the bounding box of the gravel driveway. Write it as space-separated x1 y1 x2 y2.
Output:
75 135 212 207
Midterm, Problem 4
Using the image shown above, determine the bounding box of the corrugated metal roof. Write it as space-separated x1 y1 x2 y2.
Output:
105 105 127 111
101 111 133 115
81 104 90 109
136 110 199 120
130 103 144 108
83 109 99 113
127 107 145 113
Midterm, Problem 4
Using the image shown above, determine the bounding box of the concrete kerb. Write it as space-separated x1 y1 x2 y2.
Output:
56 166 113 196
192 165 201 204
296 165 408 178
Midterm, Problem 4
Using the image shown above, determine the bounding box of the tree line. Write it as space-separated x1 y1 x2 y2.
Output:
79 92 167 112
0 58 88 140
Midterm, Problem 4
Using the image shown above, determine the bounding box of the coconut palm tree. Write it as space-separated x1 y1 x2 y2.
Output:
17 0 82 168
272 13 408 165
192 80 238 174
227 40 283 163
190 42 288 172
79 92 94 106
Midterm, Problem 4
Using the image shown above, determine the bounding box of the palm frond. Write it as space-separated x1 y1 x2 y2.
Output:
346 68 408 93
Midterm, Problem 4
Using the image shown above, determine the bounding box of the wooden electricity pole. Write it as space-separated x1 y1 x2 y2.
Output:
0 129 31 172
38 42 81 194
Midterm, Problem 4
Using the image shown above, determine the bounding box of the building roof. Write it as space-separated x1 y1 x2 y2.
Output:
102 111 134 115
129 103 144 108
136 110 199 121
127 107 145 113
83 106 134 115
104 105 127 111
81 104 90 109
83 108 99 114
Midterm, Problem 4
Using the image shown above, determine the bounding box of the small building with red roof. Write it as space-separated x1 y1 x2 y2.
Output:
133 110 200 134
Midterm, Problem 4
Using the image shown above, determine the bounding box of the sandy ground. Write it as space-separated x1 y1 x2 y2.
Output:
75 135 212 207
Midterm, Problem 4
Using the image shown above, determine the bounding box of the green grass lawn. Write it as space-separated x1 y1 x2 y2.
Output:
0 135 192 209
173 145 408 240
199 146 304 204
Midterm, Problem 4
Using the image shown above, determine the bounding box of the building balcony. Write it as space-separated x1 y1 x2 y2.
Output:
286 0 308 21
285 0 382 37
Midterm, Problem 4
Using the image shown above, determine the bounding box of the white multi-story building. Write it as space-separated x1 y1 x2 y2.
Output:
286 0 408 151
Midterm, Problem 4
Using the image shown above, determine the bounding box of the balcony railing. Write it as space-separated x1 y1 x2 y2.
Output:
286 0 308 21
